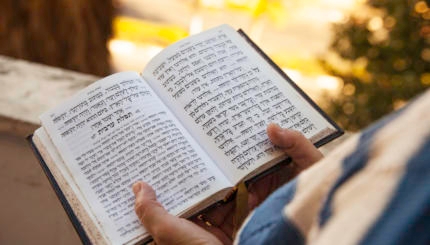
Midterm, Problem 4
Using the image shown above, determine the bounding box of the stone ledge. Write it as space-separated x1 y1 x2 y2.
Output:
0 55 98 136
0 115 39 138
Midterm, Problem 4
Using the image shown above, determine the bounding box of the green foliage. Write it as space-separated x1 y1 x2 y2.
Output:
322 0 430 131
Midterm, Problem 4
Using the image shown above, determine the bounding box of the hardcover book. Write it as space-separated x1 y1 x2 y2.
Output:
29 24 343 245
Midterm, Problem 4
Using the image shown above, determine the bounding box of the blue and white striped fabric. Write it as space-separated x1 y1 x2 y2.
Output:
235 89 430 245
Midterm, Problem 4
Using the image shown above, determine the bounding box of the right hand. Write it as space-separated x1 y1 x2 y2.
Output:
192 123 324 242
247 123 323 208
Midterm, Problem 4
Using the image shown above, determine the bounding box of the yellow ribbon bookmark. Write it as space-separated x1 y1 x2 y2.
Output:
233 181 249 237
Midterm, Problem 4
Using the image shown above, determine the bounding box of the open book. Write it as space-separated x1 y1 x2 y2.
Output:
29 24 342 245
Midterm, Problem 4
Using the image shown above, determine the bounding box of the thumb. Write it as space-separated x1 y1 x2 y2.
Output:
132 181 223 245
132 181 173 235
267 123 323 171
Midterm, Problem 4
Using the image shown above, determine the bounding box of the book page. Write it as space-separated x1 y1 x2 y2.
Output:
142 25 337 183
39 72 230 245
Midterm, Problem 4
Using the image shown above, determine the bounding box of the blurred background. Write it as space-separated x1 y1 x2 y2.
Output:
0 1 429 244
1 0 429 131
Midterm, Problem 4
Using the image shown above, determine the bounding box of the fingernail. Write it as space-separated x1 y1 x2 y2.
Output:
271 123 281 129
132 182 141 195
274 124 284 134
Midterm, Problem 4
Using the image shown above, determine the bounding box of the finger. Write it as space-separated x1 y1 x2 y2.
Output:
133 181 224 245
204 201 235 227
204 201 236 238
220 208 235 238
191 201 235 240
192 218 232 245
247 174 276 209
133 181 175 235
267 123 323 171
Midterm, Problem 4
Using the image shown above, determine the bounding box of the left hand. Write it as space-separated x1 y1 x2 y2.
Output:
132 181 223 245
133 123 323 245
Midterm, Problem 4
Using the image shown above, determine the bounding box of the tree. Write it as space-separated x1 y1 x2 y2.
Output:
0 0 114 76
322 0 430 131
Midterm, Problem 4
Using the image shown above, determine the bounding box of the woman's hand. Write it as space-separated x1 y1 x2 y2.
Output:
133 123 323 245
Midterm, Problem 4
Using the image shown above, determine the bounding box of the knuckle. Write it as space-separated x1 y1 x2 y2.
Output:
289 129 303 139
134 201 146 221
134 198 164 223
151 220 169 237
